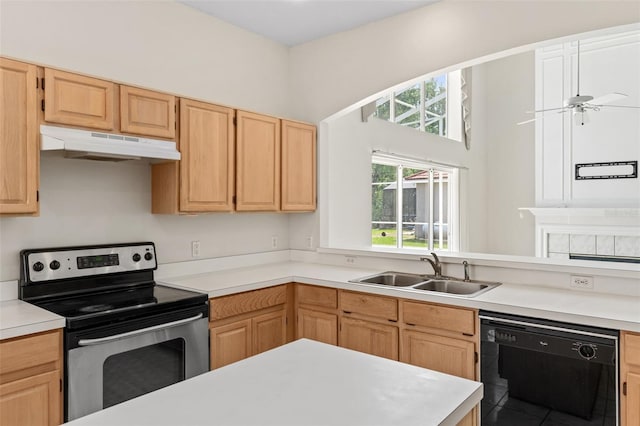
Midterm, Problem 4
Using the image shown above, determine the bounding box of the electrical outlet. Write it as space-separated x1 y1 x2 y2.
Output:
345 256 356 264
306 236 313 249
191 241 200 258
272 236 278 249
570 275 594 290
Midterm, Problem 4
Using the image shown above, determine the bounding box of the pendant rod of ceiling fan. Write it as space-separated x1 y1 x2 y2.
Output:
577 40 581 96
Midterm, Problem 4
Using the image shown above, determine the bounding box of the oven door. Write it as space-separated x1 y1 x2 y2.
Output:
66 305 209 421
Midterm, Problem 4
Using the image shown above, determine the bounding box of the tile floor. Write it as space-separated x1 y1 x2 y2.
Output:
481 341 617 426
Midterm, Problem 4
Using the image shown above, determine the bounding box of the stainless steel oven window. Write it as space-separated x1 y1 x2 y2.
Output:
67 317 208 421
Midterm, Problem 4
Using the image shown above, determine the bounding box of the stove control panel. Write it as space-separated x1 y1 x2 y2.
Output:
21 243 157 283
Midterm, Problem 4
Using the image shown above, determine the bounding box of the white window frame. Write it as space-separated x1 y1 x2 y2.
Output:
371 153 460 252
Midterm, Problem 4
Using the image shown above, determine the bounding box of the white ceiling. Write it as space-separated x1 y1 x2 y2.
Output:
178 0 439 46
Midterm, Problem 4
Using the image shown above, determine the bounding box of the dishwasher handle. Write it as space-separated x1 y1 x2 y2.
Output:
78 313 204 346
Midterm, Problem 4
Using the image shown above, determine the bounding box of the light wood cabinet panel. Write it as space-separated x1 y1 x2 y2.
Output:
0 58 39 215
297 308 338 345
341 291 398 321
210 285 286 321
281 120 316 211
0 370 60 426
44 68 114 130
120 86 175 139
297 284 337 309
0 329 62 426
236 110 280 211
178 99 234 212
403 301 475 336
401 330 475 380
210 319 252 370
252 310 287 355
339 317 398 360
622 331 640 426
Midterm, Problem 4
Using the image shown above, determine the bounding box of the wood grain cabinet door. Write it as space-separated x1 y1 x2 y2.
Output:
0 58 39 214
252 310 287 355
44 68 114 130
236 110 280 211
0 370 61 426
297 308 338 345
281 120 316 211
339 317 398 360
401 330 475 380
179 99 235 212
120 86 175 139
210 319 252 370
625 371 640 426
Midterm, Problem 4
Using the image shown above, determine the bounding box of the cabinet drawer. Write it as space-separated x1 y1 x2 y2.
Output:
623 331 640 368
297 284 337 309
403 301 475 336
341 291 398 321
0 330 61 376
210 285 287 321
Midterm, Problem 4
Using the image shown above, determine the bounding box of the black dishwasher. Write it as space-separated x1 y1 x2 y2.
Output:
480 311 618 426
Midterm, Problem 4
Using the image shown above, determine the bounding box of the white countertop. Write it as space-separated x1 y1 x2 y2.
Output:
0 299 65 340
159 261 640 332
65 339 482 426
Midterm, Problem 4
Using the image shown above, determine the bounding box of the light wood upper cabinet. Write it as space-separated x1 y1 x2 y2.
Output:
622 331 640 426
0 329 63 426
120 86 175 139
44 68 114 130
151 99 234 214
236 110 281 211
281 120 316 211
0 58 40 215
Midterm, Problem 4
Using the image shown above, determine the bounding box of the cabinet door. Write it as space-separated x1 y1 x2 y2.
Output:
0 58 39 214
44 68 114 130
236 110 280 211
401 330 475 380
179 99 235 212
0 370 61 426
120 86 175 139
297 308 338 345
252 310 286 355
281 120 316 211
625 371 640 426
210 319 252 370
339 317 398 360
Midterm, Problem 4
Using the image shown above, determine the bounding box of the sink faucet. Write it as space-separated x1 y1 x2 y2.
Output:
420 252 442 277
463 260 470 282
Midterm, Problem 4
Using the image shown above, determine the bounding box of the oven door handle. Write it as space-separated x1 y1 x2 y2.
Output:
77 313 204 346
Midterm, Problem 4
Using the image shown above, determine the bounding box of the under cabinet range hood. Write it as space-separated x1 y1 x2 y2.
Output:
40 125 181 162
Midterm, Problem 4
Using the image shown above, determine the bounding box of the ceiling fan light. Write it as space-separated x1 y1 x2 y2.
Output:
574 109 589 126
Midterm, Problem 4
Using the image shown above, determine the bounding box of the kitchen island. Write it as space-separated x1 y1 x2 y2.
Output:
64 338 482 426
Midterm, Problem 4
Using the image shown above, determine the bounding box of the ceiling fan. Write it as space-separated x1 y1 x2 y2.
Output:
518 40 640 126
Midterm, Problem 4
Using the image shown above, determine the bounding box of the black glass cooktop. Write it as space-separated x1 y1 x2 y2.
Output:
32 284 208 330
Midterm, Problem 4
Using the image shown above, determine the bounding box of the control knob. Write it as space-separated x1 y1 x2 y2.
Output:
33 261 45 272
578 344 596 360
144 252 153 261
49 260 60 270
132 253 141 262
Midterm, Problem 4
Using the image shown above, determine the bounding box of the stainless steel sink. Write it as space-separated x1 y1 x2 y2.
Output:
353 271 430 287
350 272 500 297
412 279 496 297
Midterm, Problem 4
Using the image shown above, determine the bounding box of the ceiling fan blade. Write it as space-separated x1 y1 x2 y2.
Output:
599 104 640 109
525 106 568 113
517 117 538 125
589 92 627 105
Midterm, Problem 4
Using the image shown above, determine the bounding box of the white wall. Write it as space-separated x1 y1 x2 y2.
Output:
0 1 293 281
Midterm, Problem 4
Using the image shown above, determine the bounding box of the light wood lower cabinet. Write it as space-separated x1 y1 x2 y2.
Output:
209 285 290 369
0 329 63 426
339 316 399 360
622 331 640 426
401 331 475 380
297 308 338 345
